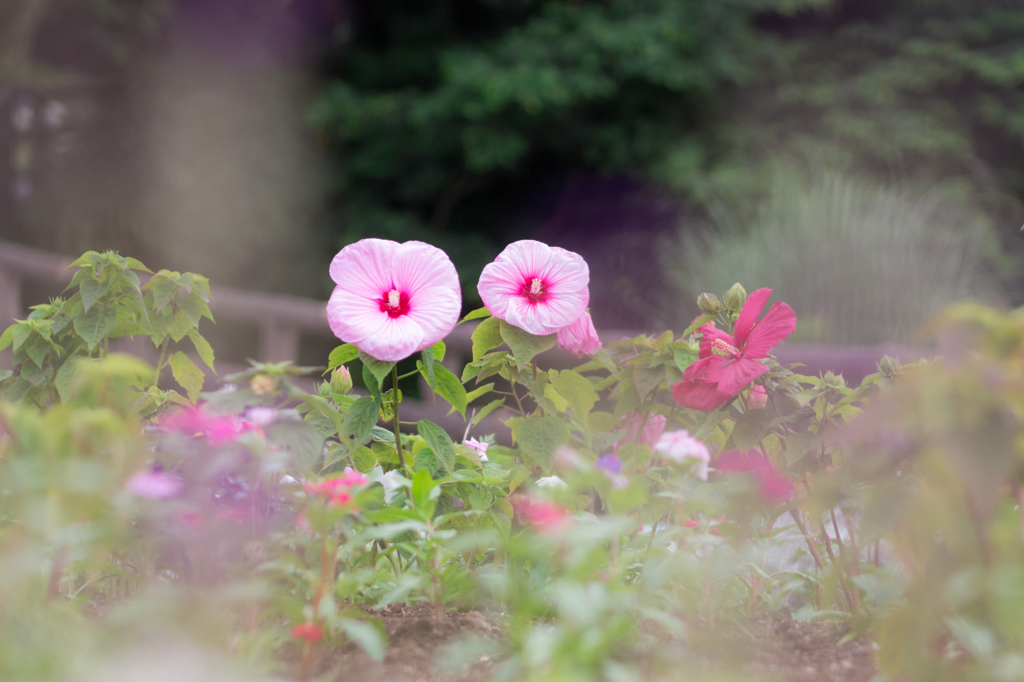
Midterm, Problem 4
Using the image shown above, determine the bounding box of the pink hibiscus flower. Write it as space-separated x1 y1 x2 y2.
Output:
477 240 590 336
511 494 571 533
126 470 184 499
557 311 602 357
327 239 461 362
673 288 796 411
613 412 666 457
716 450 794 504
161 407 257 444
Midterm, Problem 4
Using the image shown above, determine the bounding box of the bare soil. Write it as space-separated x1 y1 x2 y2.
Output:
310 603 877 682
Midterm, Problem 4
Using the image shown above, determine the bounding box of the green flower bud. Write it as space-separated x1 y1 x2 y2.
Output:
823 371 846 388
331 365 353 396
697 293 724 315
318 381 332 399
250 374 274 396
723 283 748 312
878 355 900 378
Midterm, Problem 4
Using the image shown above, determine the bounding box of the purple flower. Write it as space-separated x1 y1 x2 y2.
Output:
595 454 622 474
127 471 184 499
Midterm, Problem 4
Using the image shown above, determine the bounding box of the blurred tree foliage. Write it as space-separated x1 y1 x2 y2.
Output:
313 0 1024 309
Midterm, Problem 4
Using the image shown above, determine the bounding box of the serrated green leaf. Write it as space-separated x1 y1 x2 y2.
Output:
461 307 491 322
68 251 102 267
465 383 494 404
328 343 359 371
499 320 556 368
178 293 204 327
551 369 598 418
23 336 49 369
169 311 193 342
358 351 395 388
512 416 570 474
432 365 468 417
188 330 216 373
472 398 505 425
417 419 457 475
730 409 776 450
123 257 152 273
151 279 176 312
80 278 111 312
632 364 665 400
0 325 13 350
342 396 379 453
168 351 204 402
471 317 503 361
73 305 117 350
684 314 713 336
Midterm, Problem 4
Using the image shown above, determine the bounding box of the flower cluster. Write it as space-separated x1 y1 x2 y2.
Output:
654 430 711 480
511 494 571 533
327 238 601 363
161 406 261 444
304 470 369 509
672 288 795 411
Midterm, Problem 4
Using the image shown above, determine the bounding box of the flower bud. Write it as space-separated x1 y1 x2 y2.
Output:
250 374 274 396
823 371 846 388
878 355 900 378
747 385 767 410
723 283 748 312
331 365 353 396
318 381 331 399
697 293 724 315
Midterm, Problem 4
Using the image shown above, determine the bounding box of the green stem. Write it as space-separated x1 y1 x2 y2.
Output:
152 338 169 389
392 364 406 470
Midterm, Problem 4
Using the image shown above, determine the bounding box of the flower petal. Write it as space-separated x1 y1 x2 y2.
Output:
733 287 772 346
713 357 769 397
356 315 427 362
391 241 461 297
329 238 396 298
699 324 737 359
742 301 797 359
405 285 462 348
327 286 389 345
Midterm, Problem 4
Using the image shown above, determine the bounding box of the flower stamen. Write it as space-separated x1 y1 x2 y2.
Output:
521 277 548 304
379 288 411 318
711 337 740 357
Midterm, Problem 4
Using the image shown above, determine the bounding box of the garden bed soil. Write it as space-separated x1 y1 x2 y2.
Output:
314 603 877 682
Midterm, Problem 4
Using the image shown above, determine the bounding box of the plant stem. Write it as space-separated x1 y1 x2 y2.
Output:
391 364 406 470
152 338 168 389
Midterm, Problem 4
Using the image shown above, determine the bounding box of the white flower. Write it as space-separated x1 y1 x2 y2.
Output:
464 437 489 462
245 406 278 427
350 465 406 504
654 430 711 481
536 475 569 491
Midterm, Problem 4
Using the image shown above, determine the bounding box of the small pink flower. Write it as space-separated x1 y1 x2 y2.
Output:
291 622 324 643
464 438 489 461
614 412 666 457
748 385 767 410
511 494 570 533
327 239 461 362
174 510 202 529
126 470 183 499
477 240 590 336
717 450 793 504
654 430 711 480
161 407 254 444
557 311 601 358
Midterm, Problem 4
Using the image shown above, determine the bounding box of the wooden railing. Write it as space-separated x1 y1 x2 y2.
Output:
0 239 928 434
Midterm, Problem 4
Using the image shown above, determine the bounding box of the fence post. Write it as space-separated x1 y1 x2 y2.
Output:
259 320 300 364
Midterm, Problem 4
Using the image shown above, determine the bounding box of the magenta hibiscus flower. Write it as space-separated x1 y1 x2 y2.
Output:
327 239 461 362
477 240 589 336
673 288 796 411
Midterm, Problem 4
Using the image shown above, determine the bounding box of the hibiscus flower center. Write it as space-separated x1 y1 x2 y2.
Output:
520 277 548 304
710 337 740 357
379 288 411 318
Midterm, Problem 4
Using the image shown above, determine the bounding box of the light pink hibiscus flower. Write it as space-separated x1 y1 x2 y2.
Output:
477 240 589 336
557 311 601 357
327 239 461 362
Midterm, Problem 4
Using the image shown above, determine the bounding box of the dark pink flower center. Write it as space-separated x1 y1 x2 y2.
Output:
379 288 411 318
520 277 548 304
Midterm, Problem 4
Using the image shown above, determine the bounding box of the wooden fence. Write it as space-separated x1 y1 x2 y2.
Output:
0 239 927 435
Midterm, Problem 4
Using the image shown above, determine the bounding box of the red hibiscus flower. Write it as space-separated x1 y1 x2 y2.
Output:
673 288 796 411
716 450 793 504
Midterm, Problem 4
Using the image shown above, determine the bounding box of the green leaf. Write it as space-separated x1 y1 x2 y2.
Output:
429 339 446 362
512 416 570 474
432 365 468 417
11 323 30 351
783 430 821 466
341 397 379 453
461 307 491 322
730 409 776 451
188 330 216 373
23 336 49 369
266 421 326 471
123 257 152 273
632 365 665 400
684 314 713 336
80 278 110 312
352 445 377 472
362 362 382 404
169 311 194 343
151 278 176 312
73 305 117 350
0 325 12 350
178 293 205 327
417 419 458 475
489 508 512 538
550 369 598 418
338 618 387 663
358 351 395 388
472 316 503 361
465 383 494 404
328 343 359 371
168 351 204 402
499 320 556 368
69 251 102 267
617 443 653 471
472 398 505 425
